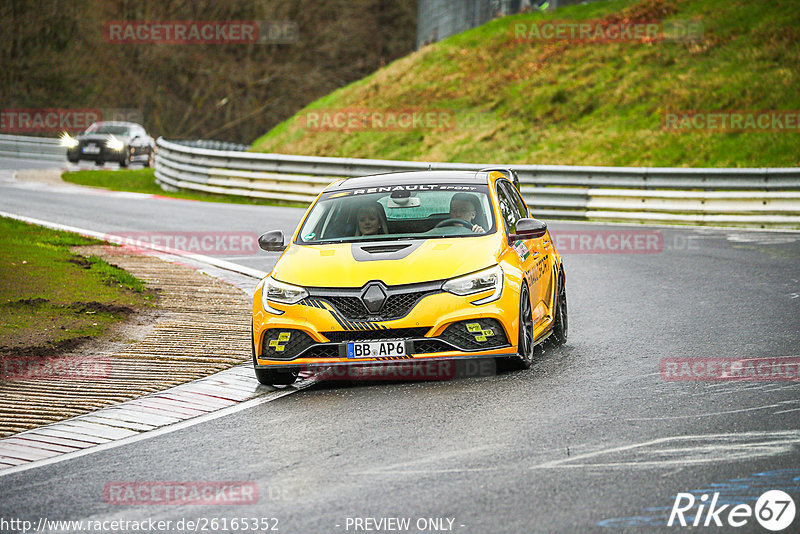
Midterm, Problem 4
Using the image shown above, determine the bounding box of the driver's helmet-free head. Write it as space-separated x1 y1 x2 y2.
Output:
355 201 389 236
449 193 481 221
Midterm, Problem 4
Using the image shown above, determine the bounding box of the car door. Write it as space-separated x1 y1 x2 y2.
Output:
496 180 540 312
497 179 553 325
505 179 555 317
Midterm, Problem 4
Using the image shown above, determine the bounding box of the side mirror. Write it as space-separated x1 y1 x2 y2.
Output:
510 218 547 240
258 230 286 251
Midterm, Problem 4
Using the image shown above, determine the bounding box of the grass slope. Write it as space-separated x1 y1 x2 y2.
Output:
252 0 800 167
0 217 151 357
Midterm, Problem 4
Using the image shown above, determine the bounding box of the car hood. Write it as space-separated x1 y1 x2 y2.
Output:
271 234 503 287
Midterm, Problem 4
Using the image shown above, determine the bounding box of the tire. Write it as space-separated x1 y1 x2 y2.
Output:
251 324 298 386
255 366 298 386
144 150 154 168
550 267 568 346
120 150 130 168
504 282 535 371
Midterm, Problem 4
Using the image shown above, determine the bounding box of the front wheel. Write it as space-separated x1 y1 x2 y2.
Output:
254 367 298 386
251 324 298 386
503 282 536 371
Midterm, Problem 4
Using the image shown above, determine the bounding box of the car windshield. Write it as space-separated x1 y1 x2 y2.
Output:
297 183 496 244
85 123 131 135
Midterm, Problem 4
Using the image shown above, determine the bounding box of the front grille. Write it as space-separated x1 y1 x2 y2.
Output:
325 296 369 319
304 345 340 358
322 327 430 343
322 290 434 321
439 319 509 351
384 292 430 318
413 339 454 354
304 281 443 322
261 329 315 360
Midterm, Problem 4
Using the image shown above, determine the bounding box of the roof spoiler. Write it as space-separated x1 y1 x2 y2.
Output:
479 167 521 192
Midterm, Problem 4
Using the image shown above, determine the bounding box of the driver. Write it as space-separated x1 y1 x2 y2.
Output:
447 193 485 233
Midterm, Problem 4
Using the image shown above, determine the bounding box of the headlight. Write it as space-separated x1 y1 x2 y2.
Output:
442 265 503 305
106 135 124 151
59 132 79 149
261 277 308 314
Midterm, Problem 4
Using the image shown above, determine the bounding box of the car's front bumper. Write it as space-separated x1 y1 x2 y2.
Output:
252 285 521 370
67 144 128 162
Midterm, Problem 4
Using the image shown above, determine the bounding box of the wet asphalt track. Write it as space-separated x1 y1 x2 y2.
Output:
0 160 799 533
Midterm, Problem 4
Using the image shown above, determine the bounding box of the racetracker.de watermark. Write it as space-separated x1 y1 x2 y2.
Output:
305 359 497 381
105 20 298 44
1 356 112 381
510 19 703 43
660 357 800 382
663 110 800 132
300 108 496 132
104 231 260 256
1 108 143 134
550 230 664 254
104 482 258 505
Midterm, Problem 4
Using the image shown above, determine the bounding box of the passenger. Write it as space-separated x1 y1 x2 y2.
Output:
355 202 389 236
447 193 485 233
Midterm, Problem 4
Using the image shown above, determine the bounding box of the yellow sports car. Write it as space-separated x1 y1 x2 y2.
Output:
251 169 567 385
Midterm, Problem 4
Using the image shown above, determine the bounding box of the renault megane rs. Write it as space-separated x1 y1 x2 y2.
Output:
251 169 567 385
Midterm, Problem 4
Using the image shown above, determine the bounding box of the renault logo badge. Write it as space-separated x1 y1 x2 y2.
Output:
361 283 387 314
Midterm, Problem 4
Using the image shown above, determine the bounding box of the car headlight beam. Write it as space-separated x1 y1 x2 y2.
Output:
442 265 504 305
106 135 124 151
261 277 308 315
59 132 79 149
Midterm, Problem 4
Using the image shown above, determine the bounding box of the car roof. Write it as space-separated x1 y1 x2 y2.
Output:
90 121 143 128
324 170 494 192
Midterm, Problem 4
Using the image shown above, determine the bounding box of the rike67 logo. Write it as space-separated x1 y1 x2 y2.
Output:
669 490 796 531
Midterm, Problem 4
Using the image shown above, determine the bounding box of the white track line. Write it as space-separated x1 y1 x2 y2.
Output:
0 210 268 280
0 386 297 477
0 211 281 477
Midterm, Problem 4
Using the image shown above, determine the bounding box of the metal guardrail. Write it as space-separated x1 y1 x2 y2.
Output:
169 139 250 152
1 134 796 228
0 134 66 161
154 137 800 228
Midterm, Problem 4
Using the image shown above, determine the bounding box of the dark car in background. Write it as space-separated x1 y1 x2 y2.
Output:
61 121 155 167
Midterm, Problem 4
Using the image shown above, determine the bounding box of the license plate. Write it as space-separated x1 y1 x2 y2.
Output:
346 340 406 359
82 144 100 154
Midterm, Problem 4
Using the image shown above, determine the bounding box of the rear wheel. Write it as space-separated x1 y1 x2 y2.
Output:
504 282 535 371
251 324 298 386
550 267 568 346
